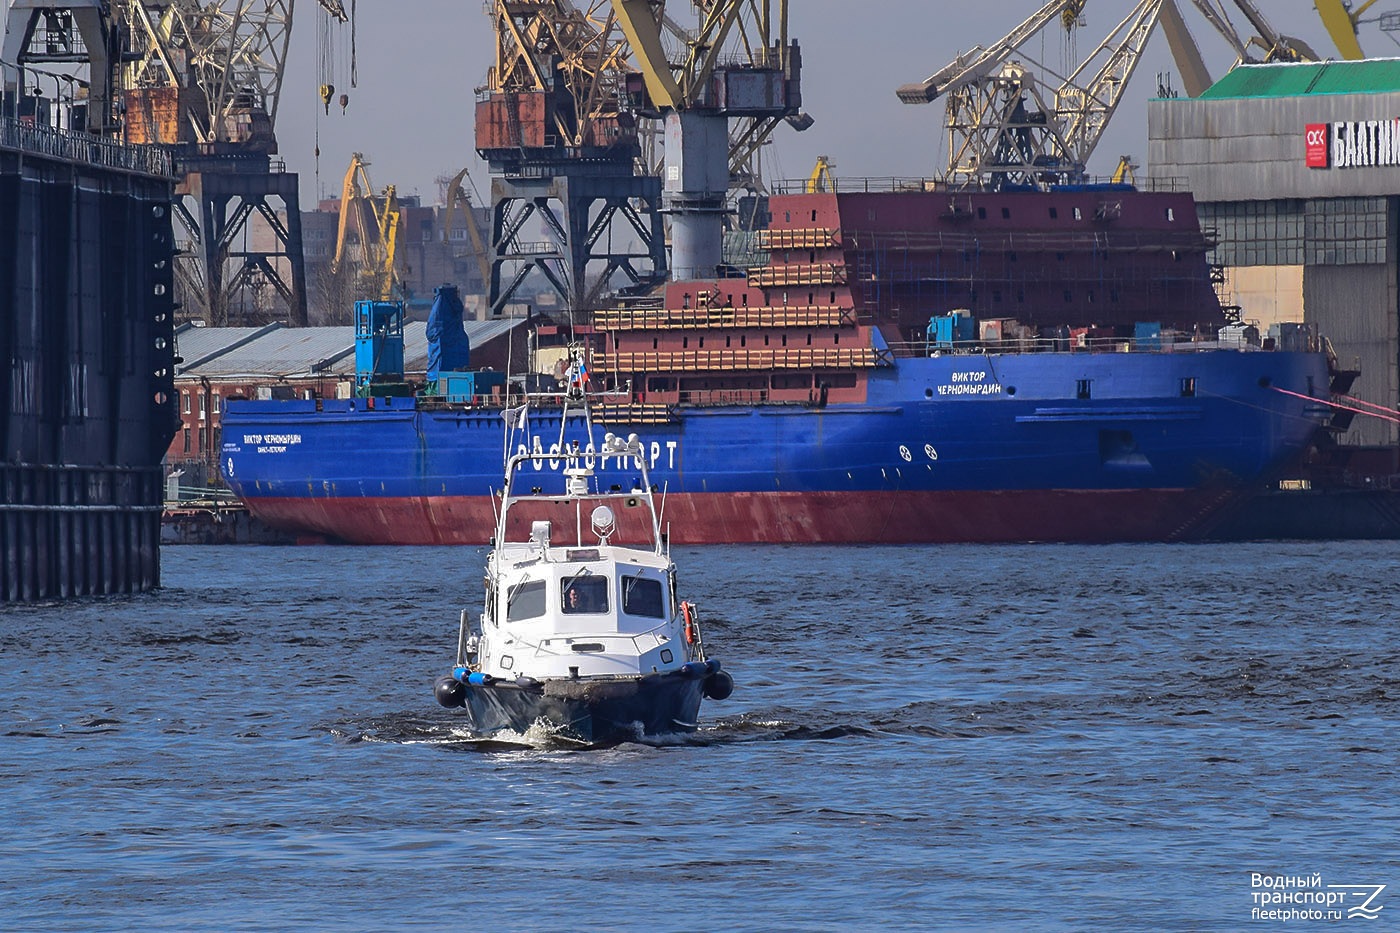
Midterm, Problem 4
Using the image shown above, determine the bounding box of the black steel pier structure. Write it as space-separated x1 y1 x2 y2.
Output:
1 118 178 601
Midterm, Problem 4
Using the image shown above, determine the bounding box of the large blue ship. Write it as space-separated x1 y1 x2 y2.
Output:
221 188 1339 544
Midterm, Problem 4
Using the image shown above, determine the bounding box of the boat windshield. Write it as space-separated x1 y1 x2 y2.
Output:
562 575 609 614
505 579 546 622
622 575 665 618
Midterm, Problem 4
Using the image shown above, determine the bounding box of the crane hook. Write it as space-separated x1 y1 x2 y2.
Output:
319 83 334 115
339 92 349 114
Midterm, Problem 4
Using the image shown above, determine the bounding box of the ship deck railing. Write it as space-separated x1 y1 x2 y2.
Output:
882 334 1312 358
0 117 174 177
593 303 855 330
594 346 884 373
767 175 1191 195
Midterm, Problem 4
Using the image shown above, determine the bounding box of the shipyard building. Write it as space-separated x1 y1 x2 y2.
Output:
1150 59 1400 459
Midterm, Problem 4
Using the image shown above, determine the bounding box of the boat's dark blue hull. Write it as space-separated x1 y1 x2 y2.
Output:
449 675 707 744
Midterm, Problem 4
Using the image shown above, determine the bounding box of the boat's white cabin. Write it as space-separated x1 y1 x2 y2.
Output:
477 519 685 681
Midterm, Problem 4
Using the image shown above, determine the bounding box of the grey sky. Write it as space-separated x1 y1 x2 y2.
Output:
268 2 1379 204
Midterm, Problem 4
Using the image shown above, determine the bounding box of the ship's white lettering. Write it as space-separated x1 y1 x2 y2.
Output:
515 434 679 472
936 382 1003 396
246 432 300 452
950 371 989 383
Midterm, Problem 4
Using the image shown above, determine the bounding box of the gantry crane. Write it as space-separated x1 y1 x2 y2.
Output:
611 0 808 279
118 1 354 326
1 1 122 135
3 1 351 327
476 0 667 316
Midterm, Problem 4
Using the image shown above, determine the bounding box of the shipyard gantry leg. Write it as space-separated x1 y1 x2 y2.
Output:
175 163 308 327
488 172 667 317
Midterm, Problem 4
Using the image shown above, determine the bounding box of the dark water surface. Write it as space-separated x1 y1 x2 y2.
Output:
3 542 1398 931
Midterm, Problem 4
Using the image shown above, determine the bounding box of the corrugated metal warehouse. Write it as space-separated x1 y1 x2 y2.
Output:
166 318 529 486
1150 59 1400 452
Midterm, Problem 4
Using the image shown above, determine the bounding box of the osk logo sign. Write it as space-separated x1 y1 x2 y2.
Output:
1305 123 1330 167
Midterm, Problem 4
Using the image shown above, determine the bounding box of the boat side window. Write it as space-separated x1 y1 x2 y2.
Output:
505 580 547 622
622 575 665 618
562 575 609 614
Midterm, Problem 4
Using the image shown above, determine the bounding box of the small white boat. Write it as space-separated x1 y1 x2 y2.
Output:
434 369 733 744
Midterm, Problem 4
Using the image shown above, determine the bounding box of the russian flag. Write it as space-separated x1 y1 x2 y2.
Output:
572 358 589 387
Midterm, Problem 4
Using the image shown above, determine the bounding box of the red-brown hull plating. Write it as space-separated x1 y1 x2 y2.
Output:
243 487 1238 545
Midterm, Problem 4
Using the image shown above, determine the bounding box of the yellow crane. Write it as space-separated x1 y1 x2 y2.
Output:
806 156 837 193
1111 155 1137 185
441 167 493 290
1316 0 1383 60
332 152 404 301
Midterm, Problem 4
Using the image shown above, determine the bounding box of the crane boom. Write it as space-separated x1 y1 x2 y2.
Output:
1159 0 1213 98
1181 0 1321 64
315 0 348 22
1315 0 1380 60
896 1 1073 105
899 0 1170 189
1058 0 1162 170
612 0 682 108
442 168 493 291
332 153 403 301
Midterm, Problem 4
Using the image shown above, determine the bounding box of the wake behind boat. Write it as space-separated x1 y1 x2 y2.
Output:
433 362 733 744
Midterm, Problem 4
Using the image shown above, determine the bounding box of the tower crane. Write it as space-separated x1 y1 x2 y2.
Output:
1177 1 1322 69
1156 0 1322 97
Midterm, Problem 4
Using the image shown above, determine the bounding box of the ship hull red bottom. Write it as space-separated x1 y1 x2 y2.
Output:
244 487 1240 545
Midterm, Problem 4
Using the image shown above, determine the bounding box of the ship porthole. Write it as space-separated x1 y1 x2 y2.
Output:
1006 386 1016 396
1258 376 1271 388
924 388 933 399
